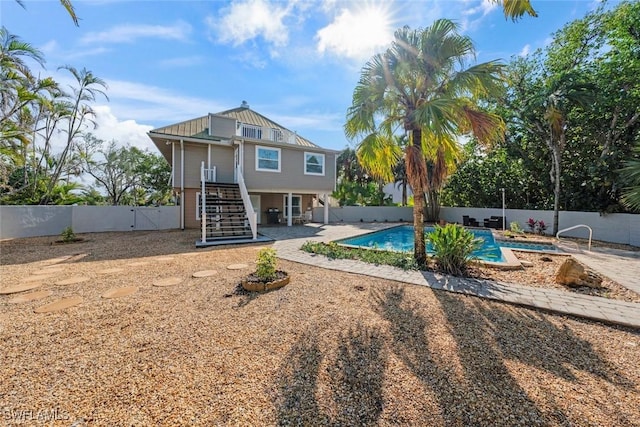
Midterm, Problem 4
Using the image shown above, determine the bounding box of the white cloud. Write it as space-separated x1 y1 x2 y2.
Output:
79 21 192 45
316 4 395 61
462 0 498 17
460 0 499 32
519 44 531 57
90 106 156 152
103 79 227 123
210 0 293 47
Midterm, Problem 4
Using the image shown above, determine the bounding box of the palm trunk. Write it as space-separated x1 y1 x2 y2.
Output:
410 128 427 267
552 144 562 235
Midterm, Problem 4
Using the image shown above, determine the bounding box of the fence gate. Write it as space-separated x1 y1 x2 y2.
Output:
132 208 160 230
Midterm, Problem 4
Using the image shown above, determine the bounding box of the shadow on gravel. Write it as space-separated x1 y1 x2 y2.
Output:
374 286 550 426
372 285 635 426
273 324 386 426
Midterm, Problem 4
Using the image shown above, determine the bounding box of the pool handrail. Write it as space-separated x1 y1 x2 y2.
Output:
556 224 592 251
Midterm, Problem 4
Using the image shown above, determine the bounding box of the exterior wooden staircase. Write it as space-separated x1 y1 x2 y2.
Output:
202 182 252 241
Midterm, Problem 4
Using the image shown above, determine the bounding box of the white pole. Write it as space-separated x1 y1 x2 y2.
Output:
501 187 506 231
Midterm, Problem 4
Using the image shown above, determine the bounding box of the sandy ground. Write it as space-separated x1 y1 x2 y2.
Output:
0 230 639 426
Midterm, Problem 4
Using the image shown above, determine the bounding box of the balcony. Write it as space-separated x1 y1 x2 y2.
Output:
237 123 296 144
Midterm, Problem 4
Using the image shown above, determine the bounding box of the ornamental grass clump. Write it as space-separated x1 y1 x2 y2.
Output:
427 224 481 276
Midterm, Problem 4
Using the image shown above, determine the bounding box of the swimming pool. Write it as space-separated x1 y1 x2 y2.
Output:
335 225 506 263
495 240 560 253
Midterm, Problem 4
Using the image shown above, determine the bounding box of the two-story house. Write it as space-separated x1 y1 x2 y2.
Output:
148 101 337 246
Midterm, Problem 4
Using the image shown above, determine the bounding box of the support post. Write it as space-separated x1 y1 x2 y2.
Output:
287 192 293 227
323 193 329 225
501 187 506 231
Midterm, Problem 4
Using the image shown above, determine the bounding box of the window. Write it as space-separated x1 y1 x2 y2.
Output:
256 146 281 172
304 152 325 176
283 195 302 218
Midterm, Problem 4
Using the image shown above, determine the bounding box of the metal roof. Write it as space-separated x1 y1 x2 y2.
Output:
149 105 319 148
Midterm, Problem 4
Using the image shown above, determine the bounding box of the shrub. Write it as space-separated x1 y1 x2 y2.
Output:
526 218 537 233
427 224 481 276
510 221 524 234
300 241 419 270
60 226 76 243
255 248 278 282
537 220 547 235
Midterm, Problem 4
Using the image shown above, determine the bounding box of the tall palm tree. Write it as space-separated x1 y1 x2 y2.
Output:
619 142 640 212
14 0 79 26
41 66 107 204
345 20 504 266
518 71 593 234
493 0 538 21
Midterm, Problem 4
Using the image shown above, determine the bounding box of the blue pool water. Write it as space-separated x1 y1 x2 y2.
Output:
336 225 506 263
496 240 560 252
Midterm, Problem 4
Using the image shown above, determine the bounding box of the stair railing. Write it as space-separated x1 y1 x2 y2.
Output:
235 165 257 240
556 224 592 251
200 161 207 243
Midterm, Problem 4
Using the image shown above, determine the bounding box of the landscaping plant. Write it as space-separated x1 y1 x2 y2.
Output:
60 226 76 243
255 248 278 282
427 224 481 276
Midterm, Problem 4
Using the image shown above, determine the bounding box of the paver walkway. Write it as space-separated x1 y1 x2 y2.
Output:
261 223 640 329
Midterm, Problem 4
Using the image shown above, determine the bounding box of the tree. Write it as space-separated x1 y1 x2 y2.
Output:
40 66 108 204
345 21 504 266
619 142 640 212
14 0 79 26
493 0 537 21
79 135 171 206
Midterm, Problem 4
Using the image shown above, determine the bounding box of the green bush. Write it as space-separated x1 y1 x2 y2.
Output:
60 226 76 243
300 241 419 270
255 248 278 282
427 224 481 276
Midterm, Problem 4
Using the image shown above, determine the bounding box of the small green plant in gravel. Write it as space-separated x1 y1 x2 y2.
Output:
255 248 278 282
301 241 419 271
60 226 76 243
427 224 481 276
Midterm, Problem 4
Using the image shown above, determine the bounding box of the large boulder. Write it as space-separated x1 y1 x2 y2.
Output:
555 258 603 288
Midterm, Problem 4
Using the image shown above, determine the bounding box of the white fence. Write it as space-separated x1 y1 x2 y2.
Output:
312 206 639 247
0 206 180 239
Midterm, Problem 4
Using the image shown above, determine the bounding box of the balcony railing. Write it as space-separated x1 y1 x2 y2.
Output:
237 123 295 144
202 165 216 183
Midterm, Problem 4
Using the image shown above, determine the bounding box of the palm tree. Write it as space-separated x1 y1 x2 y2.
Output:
345 20 504 266
41 66 107 204
515 70 593 234
14 0 79 26
492 0 538 21
620 142 640 212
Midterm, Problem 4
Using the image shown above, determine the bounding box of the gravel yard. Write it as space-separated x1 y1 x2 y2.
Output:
1 230 639 426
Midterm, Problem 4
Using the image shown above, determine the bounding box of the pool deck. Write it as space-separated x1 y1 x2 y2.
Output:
261 223 640 329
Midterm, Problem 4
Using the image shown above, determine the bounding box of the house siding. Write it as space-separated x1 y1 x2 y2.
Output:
173 143 235 188
242 141 335 192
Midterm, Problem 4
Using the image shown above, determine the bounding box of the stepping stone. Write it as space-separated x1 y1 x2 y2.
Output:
22 275 51 283
97 268 124 274
41 256 73 265
102 286 138 299
227 264 248 270
127 262 150 267
0 282 42 295
34 296 83 313
55 276 89 286
9 290 53 303
153 277 183 287
155 257 175 262
192 270 218 278
32 267 64 275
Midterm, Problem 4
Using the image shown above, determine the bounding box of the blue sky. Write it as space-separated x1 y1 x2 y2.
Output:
2 0 611 153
